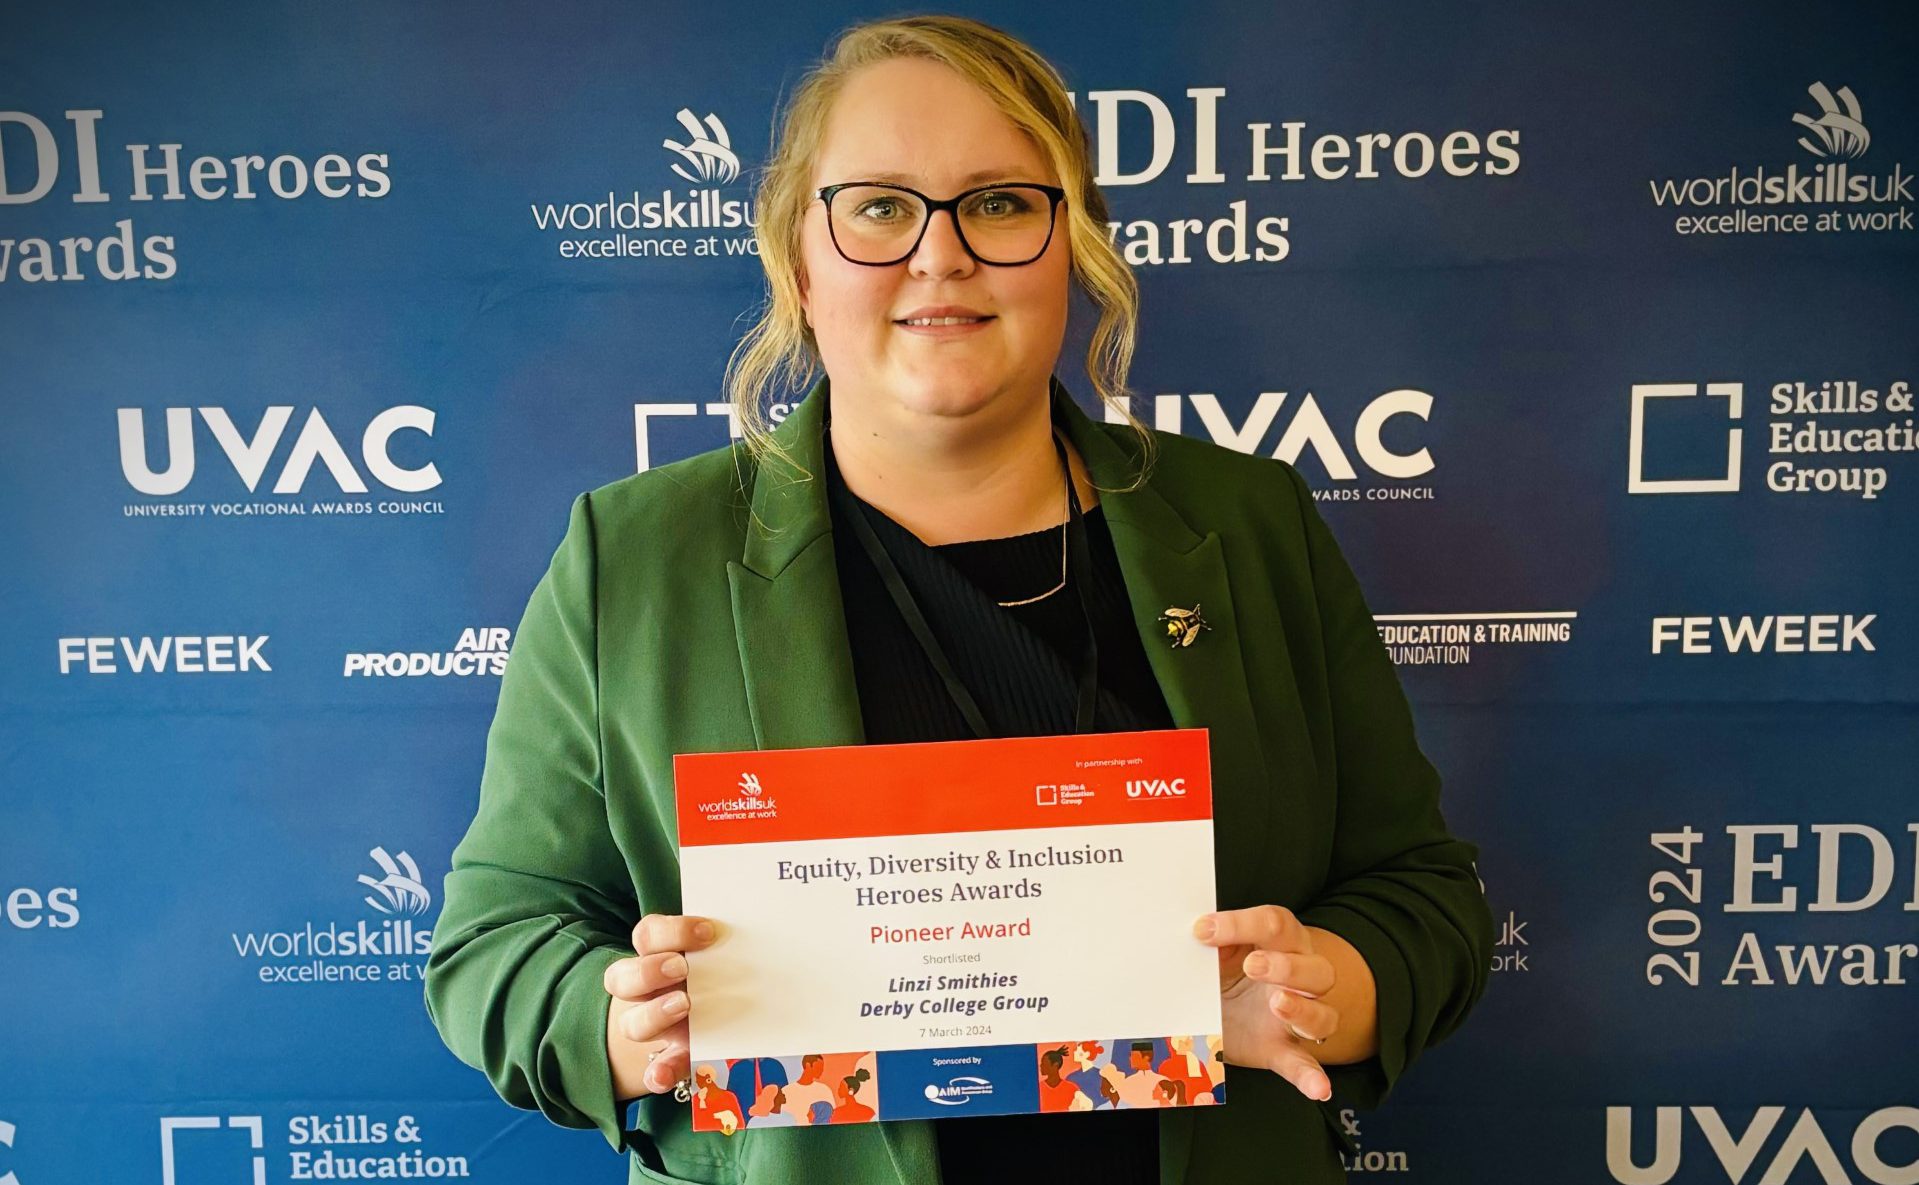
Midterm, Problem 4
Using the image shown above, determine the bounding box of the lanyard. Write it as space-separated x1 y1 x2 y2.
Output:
828 430 1101 740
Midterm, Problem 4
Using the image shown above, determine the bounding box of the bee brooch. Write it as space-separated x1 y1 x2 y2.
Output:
1157 603 1212 648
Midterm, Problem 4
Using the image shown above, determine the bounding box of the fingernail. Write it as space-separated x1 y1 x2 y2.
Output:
1316 1079 1332 1102
663 955 687 979
694 921 716 943
1191 916 1215 941
661 991 688 1016
1244 952 1269 977
648 1063 669 1092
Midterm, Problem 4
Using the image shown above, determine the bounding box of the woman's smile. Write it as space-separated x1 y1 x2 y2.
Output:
894 314 996 337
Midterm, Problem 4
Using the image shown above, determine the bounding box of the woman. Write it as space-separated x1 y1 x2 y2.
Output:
423 14 1493 1185
832 1069 878 1124
1036 1047 1084 1113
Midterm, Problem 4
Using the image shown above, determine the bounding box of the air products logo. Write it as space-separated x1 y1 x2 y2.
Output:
343 628 510 679
531 108 757 262
1648 82 1913 237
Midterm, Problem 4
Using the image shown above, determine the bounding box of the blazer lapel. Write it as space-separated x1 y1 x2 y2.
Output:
1052 377 1272 909
725 375 941 1185
726 374 867 752
1053 377 1271 1185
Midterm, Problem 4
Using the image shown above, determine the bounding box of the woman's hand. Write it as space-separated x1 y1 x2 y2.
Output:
1195 905 1341 1103
604 913 718 1099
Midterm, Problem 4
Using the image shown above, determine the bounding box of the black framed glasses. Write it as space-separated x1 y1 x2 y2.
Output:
816 181 1068 266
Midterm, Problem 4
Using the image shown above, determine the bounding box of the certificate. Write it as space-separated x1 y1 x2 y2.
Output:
673 727 1224 1131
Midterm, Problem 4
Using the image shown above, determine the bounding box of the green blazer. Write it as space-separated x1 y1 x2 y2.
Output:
424 374 1494 1185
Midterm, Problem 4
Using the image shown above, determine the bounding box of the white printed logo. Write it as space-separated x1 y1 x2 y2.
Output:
1493 909 1530 973
1339 1111 1411 1174
694 774 778 822
664 109 739 184
1606 1106 1919 1184
2 885 79 930
1794 82 1869 159
57 635 269 675
1125 777 1187 798
1650 614 1876 655
923 1077 993 1106
118 406 440 497
0 1118 18 1185
529 106 757 261
1628 383 1743 494
1376 610 1576 668
1064 87 1520 267
0 109 390 285
358 848 430 917
159 1116 265 1185
1035 782 1093 807
228 847 434 984
1647 82 1912 236
342 628 510 679
1631 378 1914 500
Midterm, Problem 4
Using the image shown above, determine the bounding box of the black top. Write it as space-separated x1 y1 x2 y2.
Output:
823 422 1174 1185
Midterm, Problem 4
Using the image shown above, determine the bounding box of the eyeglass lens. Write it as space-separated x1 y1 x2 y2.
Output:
828 185 1055 264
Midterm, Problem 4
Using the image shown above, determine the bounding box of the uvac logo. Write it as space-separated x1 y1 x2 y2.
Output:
118 406 439 495
1606 1106 1919 1184
1126 778 1187 798
1105 389 1434 481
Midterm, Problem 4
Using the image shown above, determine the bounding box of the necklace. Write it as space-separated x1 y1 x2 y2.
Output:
995 436 1072 607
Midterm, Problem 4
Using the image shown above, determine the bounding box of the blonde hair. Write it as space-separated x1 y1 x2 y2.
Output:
721 13 1155 488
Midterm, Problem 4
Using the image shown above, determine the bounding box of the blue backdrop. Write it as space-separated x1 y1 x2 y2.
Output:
4 2 1916 1182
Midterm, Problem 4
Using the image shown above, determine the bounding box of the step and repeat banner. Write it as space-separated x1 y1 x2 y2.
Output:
3 2 1915 1182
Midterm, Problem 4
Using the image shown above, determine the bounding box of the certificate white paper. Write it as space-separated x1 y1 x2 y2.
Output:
674 727 1224 1130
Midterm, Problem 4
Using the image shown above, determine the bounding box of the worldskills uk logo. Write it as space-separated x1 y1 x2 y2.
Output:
530 107 758 262
1647 81 1913 237
664 109 740 184
696 773 779 823
228 847 433 986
